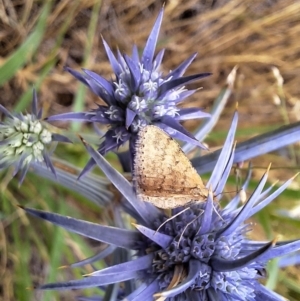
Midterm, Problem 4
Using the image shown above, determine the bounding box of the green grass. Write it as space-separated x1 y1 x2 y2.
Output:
0 1 106 300
1 170 104 300
71 0 102 132
0 2 52 89
1 1 300 300
14 0 83 113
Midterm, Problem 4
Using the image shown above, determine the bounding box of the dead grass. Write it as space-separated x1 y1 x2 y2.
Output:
1 0 300 127
1 0 300 300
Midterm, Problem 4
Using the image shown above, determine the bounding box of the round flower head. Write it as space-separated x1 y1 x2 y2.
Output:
0 90 70 183
47 8 211 176
22 111 300 300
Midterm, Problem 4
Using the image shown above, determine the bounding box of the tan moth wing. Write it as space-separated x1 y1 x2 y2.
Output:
133 125 208 209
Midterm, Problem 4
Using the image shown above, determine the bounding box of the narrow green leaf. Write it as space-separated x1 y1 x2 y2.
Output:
72 0 102 131
266 258 279 290
0 2 52 86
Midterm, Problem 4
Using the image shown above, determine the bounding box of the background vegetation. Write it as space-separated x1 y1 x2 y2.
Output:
1 0 300 300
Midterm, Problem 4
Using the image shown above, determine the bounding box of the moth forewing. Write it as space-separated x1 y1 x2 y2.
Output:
134 125 209 209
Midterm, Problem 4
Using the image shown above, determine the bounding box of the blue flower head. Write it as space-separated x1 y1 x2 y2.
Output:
22 111 300 300
0 90 70 183
47 8 211 175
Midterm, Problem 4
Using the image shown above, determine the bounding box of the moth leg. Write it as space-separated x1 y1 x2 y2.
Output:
155 207 190 234
177 209 204 246
234 162 244 194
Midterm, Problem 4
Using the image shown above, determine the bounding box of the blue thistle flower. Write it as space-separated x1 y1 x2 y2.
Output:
0 90 70 183
21 111 300 300
47 8 211 175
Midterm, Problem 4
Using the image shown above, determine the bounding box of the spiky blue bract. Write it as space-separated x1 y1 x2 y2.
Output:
22 111 300 300
46 8 211 176
0 90 71 183
31 158 113 207
192 119 300 175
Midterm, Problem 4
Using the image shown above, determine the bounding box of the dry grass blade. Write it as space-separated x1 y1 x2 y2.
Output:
1 1 300 301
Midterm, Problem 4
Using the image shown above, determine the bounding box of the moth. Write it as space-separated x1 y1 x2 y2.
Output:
133 125 209 209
